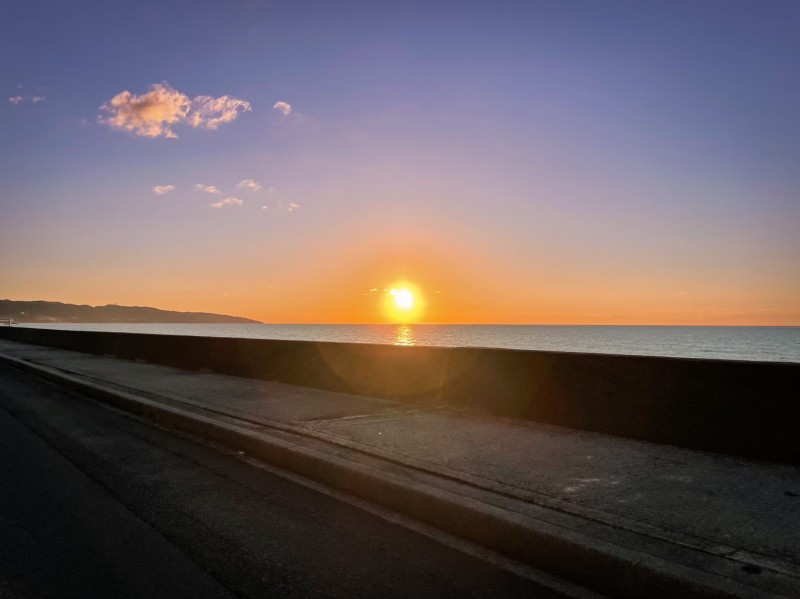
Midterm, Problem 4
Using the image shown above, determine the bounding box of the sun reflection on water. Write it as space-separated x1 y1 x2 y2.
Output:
393 324 416 346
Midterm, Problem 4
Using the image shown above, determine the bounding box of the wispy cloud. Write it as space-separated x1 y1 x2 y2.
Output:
210 197 244 209
236 178 261 192
273 101 292 116
195 183 220 194
99 82 251 138
187 95 252 130
8 91 46 106
287 202 300 212
9 84 46 106
153 185 176 195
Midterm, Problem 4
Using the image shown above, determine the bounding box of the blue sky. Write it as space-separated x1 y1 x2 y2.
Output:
1 0 798 323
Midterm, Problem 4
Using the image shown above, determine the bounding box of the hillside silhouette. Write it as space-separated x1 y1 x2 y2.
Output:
0 300 260 324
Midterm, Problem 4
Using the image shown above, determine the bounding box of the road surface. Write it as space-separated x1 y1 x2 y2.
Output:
0 363 567 598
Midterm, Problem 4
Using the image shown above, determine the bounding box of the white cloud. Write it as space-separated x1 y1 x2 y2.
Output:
210 197 244 208
236 178 261 192
287 202 300 212
99 82 251 138
273 101 292 116
187 95 252 130
153 185 176 195
8 92 45 105
195 183 220 194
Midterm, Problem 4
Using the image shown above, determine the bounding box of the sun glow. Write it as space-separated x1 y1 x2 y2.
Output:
391 288 414 310
382 282 426 323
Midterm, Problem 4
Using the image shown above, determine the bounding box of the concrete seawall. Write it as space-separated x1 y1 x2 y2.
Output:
1 326 798 465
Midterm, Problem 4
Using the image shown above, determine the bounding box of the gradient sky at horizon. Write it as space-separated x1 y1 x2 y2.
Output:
2 0 798 324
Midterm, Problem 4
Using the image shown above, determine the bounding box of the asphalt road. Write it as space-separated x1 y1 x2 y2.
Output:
0 363 567 599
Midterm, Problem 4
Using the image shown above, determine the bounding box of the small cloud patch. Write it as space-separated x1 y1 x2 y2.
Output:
8 84 45 105
187 95 252 130
273 101 292 116
195 184 220 194
210 197 244 209
287 202 300 212
153 185 176 195
236 178 261 192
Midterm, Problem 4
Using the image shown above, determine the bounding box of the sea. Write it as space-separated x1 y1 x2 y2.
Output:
15 323 800 363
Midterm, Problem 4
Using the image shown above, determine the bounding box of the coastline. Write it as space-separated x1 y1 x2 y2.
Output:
12 322 800 363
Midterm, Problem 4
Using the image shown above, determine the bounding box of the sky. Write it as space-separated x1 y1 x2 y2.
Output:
1 0 798 325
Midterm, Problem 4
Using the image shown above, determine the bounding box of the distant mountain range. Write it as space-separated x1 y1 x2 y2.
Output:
0 300 261 324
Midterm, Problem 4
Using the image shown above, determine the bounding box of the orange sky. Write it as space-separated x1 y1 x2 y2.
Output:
5 215 797 325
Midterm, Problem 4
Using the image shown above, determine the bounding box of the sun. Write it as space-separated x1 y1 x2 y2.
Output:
382 282 426 323
390 288 414 310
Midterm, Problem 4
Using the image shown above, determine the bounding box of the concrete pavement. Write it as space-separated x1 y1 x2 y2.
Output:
0 338 798 597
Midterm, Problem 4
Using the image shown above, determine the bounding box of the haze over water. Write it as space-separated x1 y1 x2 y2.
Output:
19 324 800 363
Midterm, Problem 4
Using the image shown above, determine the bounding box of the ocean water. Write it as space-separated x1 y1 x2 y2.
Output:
15 323 800 363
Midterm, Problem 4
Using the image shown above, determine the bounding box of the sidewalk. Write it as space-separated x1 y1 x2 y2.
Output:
1 338 798 598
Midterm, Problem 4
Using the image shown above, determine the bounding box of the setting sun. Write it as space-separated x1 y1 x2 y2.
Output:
382 282 426 323
390 288 414 310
